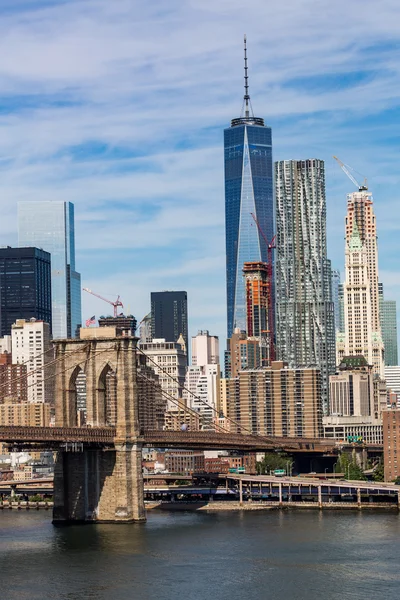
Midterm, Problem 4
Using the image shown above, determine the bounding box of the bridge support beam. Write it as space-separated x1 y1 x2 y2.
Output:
53 444 145 524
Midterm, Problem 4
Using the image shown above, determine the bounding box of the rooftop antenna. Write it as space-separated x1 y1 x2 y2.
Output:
241 34 254 119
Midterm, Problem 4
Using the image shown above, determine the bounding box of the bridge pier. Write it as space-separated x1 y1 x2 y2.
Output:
53 444 145 524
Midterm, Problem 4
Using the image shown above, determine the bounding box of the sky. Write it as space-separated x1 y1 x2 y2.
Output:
0 0 399 352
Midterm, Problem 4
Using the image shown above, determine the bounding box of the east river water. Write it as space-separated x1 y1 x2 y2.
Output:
1 509 400 600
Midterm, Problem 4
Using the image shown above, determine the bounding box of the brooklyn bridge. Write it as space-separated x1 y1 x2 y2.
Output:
0 329 350 524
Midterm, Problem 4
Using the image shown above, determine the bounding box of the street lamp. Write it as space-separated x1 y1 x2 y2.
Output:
286 460 294 477
324 467 329 479
333 462 337 476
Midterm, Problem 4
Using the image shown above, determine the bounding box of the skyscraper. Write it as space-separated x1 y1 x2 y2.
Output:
224 36 273 338
191 330 219 366
18 202 81 339
275 159 335 412
0 247 52 337
150 291 188 358
331 269 341 333
336 190 384 377
379 283 398 367
243 261 269 365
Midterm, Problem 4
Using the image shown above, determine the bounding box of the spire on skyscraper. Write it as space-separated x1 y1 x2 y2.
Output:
242 34 253 119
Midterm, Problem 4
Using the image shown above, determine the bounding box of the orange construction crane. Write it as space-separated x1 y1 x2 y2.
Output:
250 213 276 364
83 288 123 318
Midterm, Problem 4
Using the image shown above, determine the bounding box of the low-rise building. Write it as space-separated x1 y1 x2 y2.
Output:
164 450 205 475
323 415 382 444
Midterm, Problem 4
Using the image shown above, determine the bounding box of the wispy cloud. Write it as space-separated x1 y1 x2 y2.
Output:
0 0 399 345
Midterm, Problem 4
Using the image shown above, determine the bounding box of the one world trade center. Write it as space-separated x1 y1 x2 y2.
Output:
224 36 273 338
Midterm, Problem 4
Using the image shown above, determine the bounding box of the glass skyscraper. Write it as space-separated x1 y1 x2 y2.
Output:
18 201 82 339
275 159 336 413
379 283 398 366
224 37 273 338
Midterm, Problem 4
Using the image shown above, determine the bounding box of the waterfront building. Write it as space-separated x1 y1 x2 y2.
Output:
164 450 205 475
379 283 398 366
225 37 273 338
323 415 383 445
18 201 81 339
275 159 335 412
383 407 400 481
150 291 188 361
140 339 187 410
11 319 52 404
226 361 322 438
0 247 51 338
337 190 384 377
191 330 219 366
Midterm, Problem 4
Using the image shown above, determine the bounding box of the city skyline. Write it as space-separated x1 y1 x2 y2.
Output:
0 2 399 350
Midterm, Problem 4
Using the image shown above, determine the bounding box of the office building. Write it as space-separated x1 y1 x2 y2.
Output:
385 366 400 404
225 37 273 338
337 190 384 377
323 415 383 445
0 247 51 337
226 361 322 438
140 339 187 410
275 159 335 412
98 314 137 336
139 312 152 344
183 363 221 429
328 356 374 417
150 291 188 360
243 261 270 364
18 201 81 339
227 328 261 379
136 353 166 431
379 283 398 366
191 330 219 366
11 319 52 404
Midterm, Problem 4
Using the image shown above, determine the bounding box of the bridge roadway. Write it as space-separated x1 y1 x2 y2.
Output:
0 426 340 453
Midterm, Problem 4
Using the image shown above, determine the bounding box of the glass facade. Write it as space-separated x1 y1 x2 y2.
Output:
379 283 398 367
151 291 188 362
275 159 336 413
0 247 52 336
18 201 81 339
224 120 273 338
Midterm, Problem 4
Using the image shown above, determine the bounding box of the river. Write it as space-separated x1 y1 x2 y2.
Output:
0 510 399 600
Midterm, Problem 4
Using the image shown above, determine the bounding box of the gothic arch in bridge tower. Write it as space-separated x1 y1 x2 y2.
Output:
96 362 118 427
64 365 82 427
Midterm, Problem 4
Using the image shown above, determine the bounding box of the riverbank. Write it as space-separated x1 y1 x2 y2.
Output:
0 500 53 510
147 500 399 512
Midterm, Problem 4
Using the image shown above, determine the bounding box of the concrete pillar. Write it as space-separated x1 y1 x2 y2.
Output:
318 485 322 508
239 478 243 506
357 487 361 509
278 483 283 507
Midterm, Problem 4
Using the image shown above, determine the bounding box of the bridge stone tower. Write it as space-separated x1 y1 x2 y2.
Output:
53 327 145 523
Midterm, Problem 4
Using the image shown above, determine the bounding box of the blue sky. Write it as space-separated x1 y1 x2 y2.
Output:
0 0 399 349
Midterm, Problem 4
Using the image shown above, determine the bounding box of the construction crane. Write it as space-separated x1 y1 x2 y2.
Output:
333 156 368 191
250 213 276 364
83 288 123 318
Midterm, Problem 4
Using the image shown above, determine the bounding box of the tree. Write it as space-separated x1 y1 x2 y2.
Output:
372 463 384 482
337 453 366 481
256 452 291 475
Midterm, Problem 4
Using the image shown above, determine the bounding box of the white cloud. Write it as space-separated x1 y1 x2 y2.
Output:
0 0 400 347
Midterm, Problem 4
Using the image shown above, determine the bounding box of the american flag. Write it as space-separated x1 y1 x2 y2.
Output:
85 315 96 327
